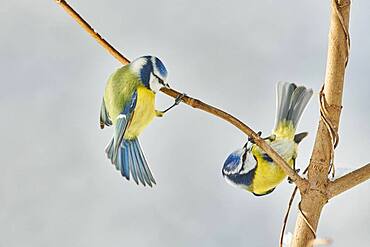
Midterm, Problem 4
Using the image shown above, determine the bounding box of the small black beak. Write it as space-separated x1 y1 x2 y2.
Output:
157 76 170 88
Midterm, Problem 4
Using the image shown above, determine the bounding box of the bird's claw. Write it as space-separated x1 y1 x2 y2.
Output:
175 93 186 105
245 131 274 147
288 169 301 184
248 131 262 144
158 93 186 115
268 134 276 141
156 110 164 117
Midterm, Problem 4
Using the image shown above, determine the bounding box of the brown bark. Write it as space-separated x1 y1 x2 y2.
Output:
291 1 351 246
328 163 370 199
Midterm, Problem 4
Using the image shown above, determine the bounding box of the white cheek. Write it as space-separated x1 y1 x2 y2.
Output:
149 77 162 93
130 58 147 74
240 151 257 174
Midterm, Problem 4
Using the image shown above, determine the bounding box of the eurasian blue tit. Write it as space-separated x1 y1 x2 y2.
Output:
100 56 182 187
222 82 313 196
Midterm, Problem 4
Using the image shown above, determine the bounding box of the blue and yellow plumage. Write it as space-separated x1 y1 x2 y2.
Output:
222 82 313 196
100 56 179 187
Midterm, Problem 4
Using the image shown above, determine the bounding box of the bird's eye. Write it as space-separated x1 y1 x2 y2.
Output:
153 73 164 85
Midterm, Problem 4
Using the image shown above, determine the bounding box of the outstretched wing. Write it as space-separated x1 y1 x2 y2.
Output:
112 91 137 163
100 98 112 129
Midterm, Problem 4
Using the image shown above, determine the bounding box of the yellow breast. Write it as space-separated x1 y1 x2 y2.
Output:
124 86 156 140
251 148 295 195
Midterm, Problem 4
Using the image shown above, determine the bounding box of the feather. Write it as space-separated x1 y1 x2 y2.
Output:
105 137 114 164
100 98 112 129
125 141 139 185
294 132 308 144
129 141 146 186
222 149 243 175
134 138 156 184
269 139 295 160
113 114 128 163
274 82 313 130
131 140 152 186
112 91 137 164
275 82 296 128
121 143 130 180
290 87 313 127
115 147 122 171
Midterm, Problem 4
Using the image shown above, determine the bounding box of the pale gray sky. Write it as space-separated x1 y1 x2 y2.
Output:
1 0 369 246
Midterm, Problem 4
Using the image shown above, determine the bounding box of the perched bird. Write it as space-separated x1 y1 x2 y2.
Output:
100 56 183 187
222 82 313 196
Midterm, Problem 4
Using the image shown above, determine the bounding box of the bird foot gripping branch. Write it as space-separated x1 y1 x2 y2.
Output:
160 93 187 114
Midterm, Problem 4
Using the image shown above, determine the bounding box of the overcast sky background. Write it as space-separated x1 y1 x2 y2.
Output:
1 0 369 246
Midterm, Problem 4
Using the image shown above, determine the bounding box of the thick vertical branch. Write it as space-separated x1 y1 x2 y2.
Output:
291 1 351 246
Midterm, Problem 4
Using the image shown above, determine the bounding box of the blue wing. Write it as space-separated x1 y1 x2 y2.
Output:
104 90 156 186
113 91 138 163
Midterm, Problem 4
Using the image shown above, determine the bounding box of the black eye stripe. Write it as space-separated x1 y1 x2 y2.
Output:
152 73 164 84
242 149 248 163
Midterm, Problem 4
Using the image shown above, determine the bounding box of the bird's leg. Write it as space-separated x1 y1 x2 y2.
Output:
267 134 276 141
156 93 186 117
155 110 164 117
288 159 300 183
288 174 299 184
247 131 274 145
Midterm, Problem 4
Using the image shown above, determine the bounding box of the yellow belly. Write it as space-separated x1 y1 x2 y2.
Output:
251 155 294 195
124 86 156 139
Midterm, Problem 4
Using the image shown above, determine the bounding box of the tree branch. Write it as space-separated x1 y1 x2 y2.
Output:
328 163 370 199
55 0 130 65
54 0 308 190
291 1 351 246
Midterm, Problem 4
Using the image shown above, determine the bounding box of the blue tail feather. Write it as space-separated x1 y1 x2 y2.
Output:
120 145 129 180
134 139 156 185
105 136 155 186
129 141 146 186
131 141 152 186
115 147 122 171
125 141 139 185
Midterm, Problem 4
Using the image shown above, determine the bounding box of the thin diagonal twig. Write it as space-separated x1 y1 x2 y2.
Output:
54 0 308 190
